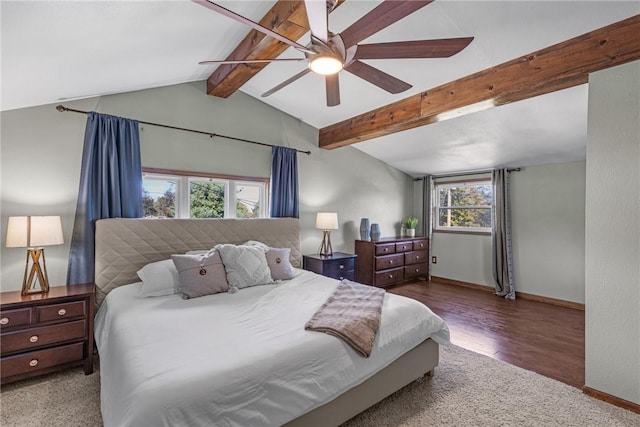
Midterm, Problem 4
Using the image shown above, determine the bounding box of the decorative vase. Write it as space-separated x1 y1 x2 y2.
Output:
370 223 381 241
359 218 371 240
406 228 415 237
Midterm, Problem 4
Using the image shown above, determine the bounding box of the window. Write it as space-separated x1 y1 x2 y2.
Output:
142 170 268 219
434 178 492 233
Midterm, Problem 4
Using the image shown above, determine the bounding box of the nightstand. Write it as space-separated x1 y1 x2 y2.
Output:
0 284 95 384
303 252 356 281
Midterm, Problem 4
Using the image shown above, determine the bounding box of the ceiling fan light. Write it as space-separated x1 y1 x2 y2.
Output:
309 55 343 75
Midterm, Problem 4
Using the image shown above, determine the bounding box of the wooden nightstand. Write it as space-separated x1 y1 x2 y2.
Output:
303 252 356 281
0 284 95 384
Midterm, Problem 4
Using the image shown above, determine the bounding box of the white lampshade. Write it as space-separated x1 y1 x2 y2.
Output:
316 212 339 230
6 216 64 248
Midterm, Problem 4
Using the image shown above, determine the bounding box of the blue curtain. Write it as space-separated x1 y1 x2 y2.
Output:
270 146 299 218
67 112 143 285
492 169 515 299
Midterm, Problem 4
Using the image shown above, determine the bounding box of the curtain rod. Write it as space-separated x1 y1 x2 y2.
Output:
55 104 311 155
413 168 521 181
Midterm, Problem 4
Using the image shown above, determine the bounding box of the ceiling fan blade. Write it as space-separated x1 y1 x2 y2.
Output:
304 0 329 43
262 68 312 98
325 74 340 107
199 58 306 65
345 60 412 94
339 0 434 48
354 37 474 60
192 0 315 55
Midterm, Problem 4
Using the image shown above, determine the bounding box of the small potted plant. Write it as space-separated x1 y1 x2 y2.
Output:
403 217 418 237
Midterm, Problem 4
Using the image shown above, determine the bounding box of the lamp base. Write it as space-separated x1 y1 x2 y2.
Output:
21 248 50 295
319 230 333 257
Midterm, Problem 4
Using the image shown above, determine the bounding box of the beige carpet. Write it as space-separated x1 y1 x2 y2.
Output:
1 344 638 427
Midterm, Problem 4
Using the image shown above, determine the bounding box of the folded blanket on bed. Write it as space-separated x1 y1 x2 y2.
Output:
305 280 386 357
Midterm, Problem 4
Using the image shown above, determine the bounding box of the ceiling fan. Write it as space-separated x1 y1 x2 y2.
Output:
193 0 473 107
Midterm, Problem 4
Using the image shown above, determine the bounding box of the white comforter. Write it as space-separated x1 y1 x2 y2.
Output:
95 269 449 427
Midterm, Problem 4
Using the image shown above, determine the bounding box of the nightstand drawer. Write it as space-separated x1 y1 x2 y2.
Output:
1 342 84 379
374 267 404 287
0 307 32 330
37 301 85 323
323 258 355 277
375 254 404 271
1 320 86 355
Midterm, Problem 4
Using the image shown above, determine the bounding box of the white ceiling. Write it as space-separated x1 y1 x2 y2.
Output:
2 1 638 176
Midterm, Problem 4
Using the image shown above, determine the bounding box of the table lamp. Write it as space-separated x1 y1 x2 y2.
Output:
6 216 64 295
316 212 338 256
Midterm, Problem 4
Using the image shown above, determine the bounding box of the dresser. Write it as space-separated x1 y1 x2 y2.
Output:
303 252 356 281
0 284 95 384
355 237 429 287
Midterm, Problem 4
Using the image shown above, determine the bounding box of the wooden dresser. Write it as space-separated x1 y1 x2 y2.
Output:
0 284 95 384
355 237 429 287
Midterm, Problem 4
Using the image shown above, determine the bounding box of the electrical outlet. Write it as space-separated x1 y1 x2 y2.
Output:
431 256 437 264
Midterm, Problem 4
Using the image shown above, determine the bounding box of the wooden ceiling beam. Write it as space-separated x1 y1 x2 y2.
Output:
319 14 640 150
206 0 344 98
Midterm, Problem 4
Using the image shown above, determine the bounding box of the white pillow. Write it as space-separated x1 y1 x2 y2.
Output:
215 244 273 292
136 259 180 297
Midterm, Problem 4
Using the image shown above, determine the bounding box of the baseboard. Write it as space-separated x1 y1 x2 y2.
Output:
430 276 585 311
583 386 640 414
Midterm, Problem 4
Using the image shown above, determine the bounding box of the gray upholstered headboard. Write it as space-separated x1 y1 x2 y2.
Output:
94 218 301 307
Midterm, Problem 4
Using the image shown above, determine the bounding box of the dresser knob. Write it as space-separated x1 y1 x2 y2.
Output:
416 255 420 259
0 317 8 325
384 248 388 252
58 309 67 316
339 276 344 280
29 359 38 367
415 268 420 273
388 260 393 264
29 335 39 343
339 265 344 269
388 274 393 279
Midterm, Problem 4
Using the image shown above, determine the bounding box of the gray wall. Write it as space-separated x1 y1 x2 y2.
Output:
585 61 639 404
427 161 587 303
1 82 413 291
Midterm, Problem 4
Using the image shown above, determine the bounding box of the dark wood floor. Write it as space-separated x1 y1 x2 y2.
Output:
390 280 585 388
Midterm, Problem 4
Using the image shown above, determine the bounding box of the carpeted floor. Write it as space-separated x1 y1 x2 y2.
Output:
1 344 639 426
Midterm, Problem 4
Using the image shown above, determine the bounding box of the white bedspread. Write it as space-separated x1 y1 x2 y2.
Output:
95 269 449 427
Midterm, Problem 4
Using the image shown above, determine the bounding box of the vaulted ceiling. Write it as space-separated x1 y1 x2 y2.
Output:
2 1 639 176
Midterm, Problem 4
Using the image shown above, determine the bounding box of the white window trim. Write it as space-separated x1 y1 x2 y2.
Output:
433 179 492 234
142 169 269 219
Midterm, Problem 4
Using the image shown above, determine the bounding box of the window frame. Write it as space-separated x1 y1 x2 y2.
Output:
433 177 492 235
142 167 269 219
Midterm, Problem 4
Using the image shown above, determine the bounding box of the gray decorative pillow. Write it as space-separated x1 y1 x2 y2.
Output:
171 251 229 299
265 248 295 280
215 244 273 292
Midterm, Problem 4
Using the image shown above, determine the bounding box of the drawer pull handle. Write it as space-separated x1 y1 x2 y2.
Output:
388 275 393 279
384 248 388 252
29 359 38 367
339 265 344 269
339 276 344 280
416 255 420 259
415 268 420 273
29 335 39 343
58 309 67 316
0 317 8 325
388 260 393 264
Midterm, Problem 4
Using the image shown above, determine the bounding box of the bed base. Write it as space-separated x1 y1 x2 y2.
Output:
284 338 439 427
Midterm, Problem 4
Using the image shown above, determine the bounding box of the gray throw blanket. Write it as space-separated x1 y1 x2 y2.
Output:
305 280 386 358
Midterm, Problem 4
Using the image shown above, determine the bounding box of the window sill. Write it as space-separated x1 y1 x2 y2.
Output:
433 229 491 236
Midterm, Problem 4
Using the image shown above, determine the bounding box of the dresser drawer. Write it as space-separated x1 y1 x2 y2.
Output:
37 301 85 323
1 342 84 379
375 254 404 271
405 250 428 265
412 239 428 251
1 320 86 355
405 263 429 279
375 244 396 256
395 241 413 252
0 307 32 330
374 267 404 287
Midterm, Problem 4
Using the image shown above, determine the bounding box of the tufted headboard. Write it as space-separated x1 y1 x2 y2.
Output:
94 218 301 307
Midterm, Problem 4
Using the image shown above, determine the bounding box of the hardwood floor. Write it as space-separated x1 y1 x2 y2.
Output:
390 280 585 388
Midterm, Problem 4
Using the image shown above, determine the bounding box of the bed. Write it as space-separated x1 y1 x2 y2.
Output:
93 218 449 427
